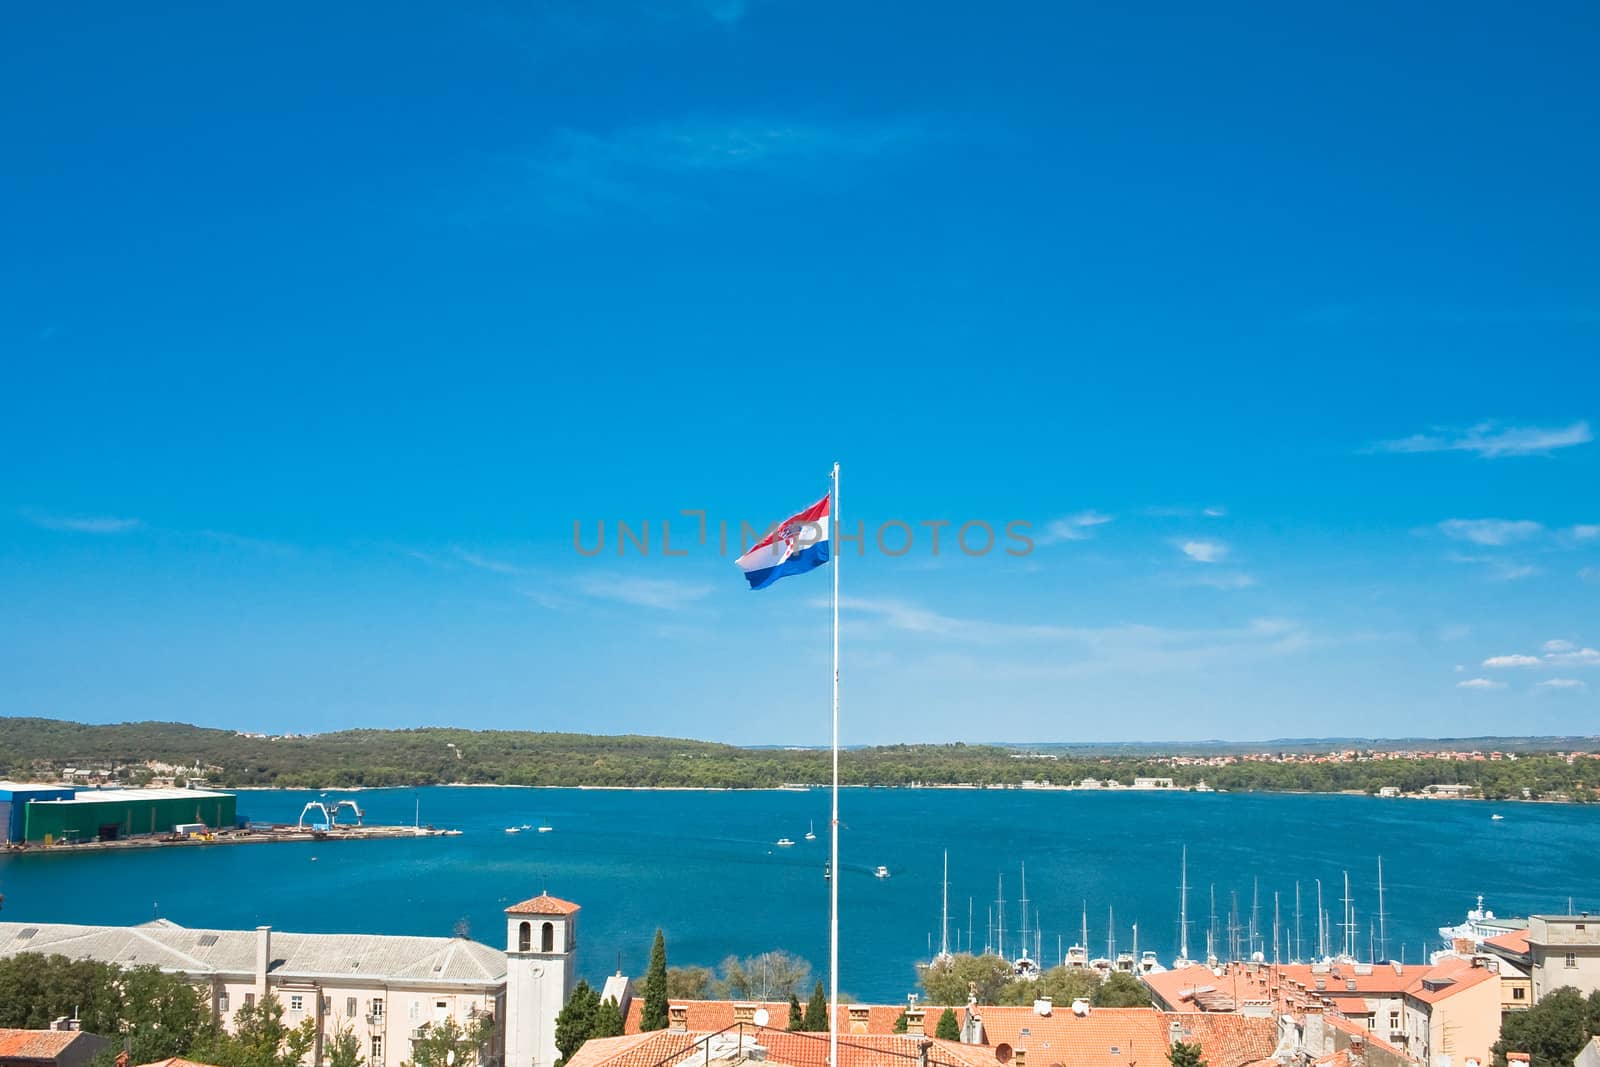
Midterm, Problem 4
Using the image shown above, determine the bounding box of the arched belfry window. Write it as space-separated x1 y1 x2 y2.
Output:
518 922 531 952
541 922 555 952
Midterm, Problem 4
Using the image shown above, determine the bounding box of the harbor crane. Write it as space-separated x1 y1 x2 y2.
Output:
295 798 366 831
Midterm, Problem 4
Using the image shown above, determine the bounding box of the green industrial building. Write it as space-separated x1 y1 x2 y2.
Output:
20 787 237 843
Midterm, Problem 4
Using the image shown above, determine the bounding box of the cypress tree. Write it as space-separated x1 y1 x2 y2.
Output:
803 980 829 1033
935 1008 960 1041
640 929 669 1032
553 980 600 1067
788 994 804 1030
593 997 625 1039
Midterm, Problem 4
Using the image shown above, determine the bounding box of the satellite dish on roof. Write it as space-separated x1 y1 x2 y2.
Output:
753 1008 770 1027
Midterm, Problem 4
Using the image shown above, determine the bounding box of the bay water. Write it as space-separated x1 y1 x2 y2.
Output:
1 786 1594 1001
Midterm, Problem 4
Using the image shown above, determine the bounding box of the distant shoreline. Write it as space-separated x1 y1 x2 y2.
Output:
223 782 1583 805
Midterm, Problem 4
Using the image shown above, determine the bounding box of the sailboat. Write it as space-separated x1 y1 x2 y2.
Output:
805 820 817 841
1172 845 1196 969
1066 902 1089 969
1013 863 1039 979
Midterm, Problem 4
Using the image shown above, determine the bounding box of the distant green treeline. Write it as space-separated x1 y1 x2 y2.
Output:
1 717 1596 800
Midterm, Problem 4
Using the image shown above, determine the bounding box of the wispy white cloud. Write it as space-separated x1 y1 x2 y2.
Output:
1457 678 1506 690
1483 644 1600 669
1371 420 1593 458
1142 505 1227 519
1571 525 1600 541
1483 654 1542 668
1536 678 1587 691
1582 567 1600 583
1437 518 1544 546
1181 572 1257 590
22 509 143 534
830 596 1311 677
451 547 532 576
1179 540 1229 563
574 573 712 610
533 115 931 212
1439 624 1472 642
1036 510 1115 545
1547 647 1600 668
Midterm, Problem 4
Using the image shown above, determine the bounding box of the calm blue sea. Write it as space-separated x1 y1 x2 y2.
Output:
1 787 1595 1001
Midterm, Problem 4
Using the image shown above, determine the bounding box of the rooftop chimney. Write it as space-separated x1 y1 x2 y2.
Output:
1014 1050 1027 1067
1507 1055 1531 1066
669 1005 689 1032
255 926 272 1000
733 1003 757 1025
849 1005 871 1034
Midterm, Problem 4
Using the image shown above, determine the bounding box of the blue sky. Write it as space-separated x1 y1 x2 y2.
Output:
2 2 1597 744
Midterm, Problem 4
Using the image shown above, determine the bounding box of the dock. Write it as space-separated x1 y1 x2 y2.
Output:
2 823 462 854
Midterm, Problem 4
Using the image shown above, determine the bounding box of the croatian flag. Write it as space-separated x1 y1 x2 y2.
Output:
735 493 831 590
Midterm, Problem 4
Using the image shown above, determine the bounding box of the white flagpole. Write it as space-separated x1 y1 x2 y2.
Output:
829 460 840 1067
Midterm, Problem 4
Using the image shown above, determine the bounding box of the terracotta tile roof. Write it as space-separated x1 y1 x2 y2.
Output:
0 1031 97 1062
135 1058 225 1067
1402 956 1498 1004
570 1027 988 1067
1166 1014 1281 1067
1331 998 1368 1015
1484 929 1531 954
623 1001 796 1035
565 1031 698 1067
965 1005 1173 1067
505 894 581 915
1321 1014 1413 1060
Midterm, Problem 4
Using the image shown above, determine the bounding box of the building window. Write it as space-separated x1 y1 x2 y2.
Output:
372 1036 383 1065
322 997 332 1015
409 1003 420 1022
218 992 230 1013
245 993 255 1010
372 998 385 1020
541 922 554 952
519 921 531 952
1567 953 1579 969
1514 987 1527 1000
1389 1012 1400 1030
347 997 358 1018
290 995 304 1013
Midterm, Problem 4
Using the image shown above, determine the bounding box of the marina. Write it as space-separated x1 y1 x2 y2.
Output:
0 784 1595 1000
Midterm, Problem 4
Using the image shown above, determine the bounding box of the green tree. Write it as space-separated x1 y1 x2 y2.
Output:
326 1025 365 1067
1168 1040 1206 1067
802 980 829 1033
788 995 804 1030
666 966 713 1000
918 953 1017 1006
593 998 625 1040
553 980 601 1067
190 995 316 1067
1033 966 1100 1008
1495 986 1591 1067
935 1008 960 1041
712 951 813 1001
404 1015 494 1067
892 1011 908 1034
640 930 669 1032
1094 972 1152 1008
120 965 217 1063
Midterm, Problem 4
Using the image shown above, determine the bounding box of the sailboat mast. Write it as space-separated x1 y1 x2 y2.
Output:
1273 891 1281 964
1108 905 1116 960
1341 870 1354 959
941 850 950 959
1377 856 1388 962
1019 863 1030 960
1294 882 1303 962
1179 845 1191 962
1316 879 1325 958
996 875 1006 959
1250 877 1260 959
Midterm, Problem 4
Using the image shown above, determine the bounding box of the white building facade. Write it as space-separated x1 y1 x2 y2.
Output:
0 892 580 1067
